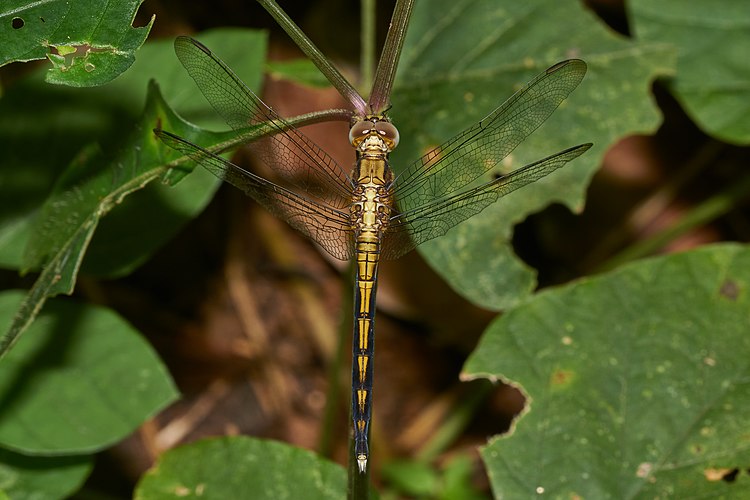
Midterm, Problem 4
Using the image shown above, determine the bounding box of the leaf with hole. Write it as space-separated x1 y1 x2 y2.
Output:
628 0 750 144
464 243 750 497
0 0 153 86
391 0 675 310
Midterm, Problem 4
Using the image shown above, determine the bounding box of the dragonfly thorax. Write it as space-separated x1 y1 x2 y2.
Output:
351 181 392 238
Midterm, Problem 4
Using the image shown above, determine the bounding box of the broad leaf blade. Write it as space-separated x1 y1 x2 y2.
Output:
0 81 233 358
0 30 304 359
0 290 178 454
134 437 347 500
391 0 675 310
464 243 750 497
0 0 153 86
0 29 268 270
0 449 92 499
629 0 750 144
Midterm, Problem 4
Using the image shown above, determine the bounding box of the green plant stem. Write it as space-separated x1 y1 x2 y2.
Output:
360 0 376 94
257 0 367 115
598 171 750 272
319 261 354 460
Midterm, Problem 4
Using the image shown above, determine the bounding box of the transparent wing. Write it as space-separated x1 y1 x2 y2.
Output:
157 130 355 261
391 59 587 213
174 36 354 209
381 144 591 260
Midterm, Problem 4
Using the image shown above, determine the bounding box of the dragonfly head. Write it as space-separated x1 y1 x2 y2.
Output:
349 117 400 153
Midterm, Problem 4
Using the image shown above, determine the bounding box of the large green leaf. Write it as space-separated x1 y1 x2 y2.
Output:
81 30 267 278
0 290 178 454
134 437 346 500
0 29 267 270
0 448 92 499
0 80 231 359
464 243 750 497
0 31 269 360
390 0 675 310
629 0 750 144
0 0 153 86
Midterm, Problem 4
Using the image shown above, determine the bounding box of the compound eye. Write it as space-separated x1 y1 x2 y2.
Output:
349 120 374 146
374 121 399 148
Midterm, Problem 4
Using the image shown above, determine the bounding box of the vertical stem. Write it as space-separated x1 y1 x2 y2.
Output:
360 0 376 94
257 0 367 114
319 262 354 459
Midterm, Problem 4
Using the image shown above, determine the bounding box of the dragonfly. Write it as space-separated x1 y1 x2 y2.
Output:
156 36 591 474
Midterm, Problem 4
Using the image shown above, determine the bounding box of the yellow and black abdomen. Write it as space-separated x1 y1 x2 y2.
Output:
348 141 394 473
351 235 380 473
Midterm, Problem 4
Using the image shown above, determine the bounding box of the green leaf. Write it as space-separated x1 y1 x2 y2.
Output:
0 0 153 86
439 455 487 500
0 30 272 360
464 243 750 498
0 448 92 499
391 0 675 310
629 0 750 144
0 29 268 270
381 455 486 499
134 437 347 499
0 80 226 359
79 165 220 277
0 290 178 454
266 59 332 88
381 460 439 497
